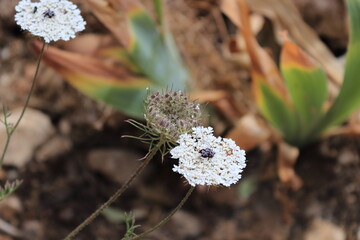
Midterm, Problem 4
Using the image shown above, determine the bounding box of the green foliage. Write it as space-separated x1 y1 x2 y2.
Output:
252 0 360 146
127 9 188 90
40 1 188 119
87 7 188 118
281 66 327 143
102 207 128 224
0 180 22 201
121 213 140 240
311 0 360 135
258 81 297 143
153 0 163 25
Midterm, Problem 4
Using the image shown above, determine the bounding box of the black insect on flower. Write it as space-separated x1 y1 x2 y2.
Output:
33 6 37 14
199 148 215 159
43 9 55 18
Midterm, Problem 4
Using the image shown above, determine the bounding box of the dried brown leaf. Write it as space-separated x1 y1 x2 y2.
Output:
62 34 115 55
226 114 271 151
247 0 343 97
33 41 137 82
84 0 130 46
189 90 228 103
222 0 288 98
277 142 302 190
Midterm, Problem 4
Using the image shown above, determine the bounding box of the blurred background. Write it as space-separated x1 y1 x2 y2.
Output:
0 0 359 239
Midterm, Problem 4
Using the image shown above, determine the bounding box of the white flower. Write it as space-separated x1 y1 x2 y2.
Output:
15 0 86 43
171 126 246 187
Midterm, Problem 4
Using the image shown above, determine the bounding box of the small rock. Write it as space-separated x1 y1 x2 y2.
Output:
304 201 322 218
0 234 12 240
58 207 74 222
87 149 142 184
23 220 44 240
171 210 201 238
0 196 23 212
211 220 237 240
338 149 359 165
0 196 23 219
58 119 72 135
0 108 55 168
35 135 72 162
304 218 345 240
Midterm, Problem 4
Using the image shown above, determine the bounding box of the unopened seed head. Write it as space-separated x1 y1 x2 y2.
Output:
144 91 203 143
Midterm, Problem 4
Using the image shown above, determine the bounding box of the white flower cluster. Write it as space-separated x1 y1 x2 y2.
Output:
15 0 86 42
171 127 246 187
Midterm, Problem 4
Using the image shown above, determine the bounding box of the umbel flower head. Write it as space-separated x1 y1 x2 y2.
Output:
15 0 86 42
144 90 203 143
171 126 246 187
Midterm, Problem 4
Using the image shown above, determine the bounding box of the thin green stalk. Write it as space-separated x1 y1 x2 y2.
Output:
63 141 165 240
0 41 46 169
131 186 195 240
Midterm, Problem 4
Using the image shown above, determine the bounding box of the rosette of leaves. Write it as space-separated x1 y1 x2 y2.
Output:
238 0 360 147
34 0 187 118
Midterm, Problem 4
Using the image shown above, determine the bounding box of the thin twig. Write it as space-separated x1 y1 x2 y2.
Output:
63 141 165 240
0 41 46 168
131 186 195 240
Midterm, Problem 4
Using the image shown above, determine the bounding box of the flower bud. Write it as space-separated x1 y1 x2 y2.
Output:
144 91 203 143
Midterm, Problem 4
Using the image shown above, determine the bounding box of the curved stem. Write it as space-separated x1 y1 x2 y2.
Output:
0 41 46 168
63 141 164 240
131 186 195 240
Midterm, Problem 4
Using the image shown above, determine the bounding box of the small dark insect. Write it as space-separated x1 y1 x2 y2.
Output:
199 148 215 159
43 9 55 18
33 6 37 14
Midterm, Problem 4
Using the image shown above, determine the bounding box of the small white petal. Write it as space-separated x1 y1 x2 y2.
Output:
171 126 247 187
15 0 86 42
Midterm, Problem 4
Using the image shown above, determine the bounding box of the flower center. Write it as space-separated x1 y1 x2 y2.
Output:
43 9 55 18
199 148 215 159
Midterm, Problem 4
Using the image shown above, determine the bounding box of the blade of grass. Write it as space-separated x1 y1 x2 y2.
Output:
311 0 360 137
153 0 163 26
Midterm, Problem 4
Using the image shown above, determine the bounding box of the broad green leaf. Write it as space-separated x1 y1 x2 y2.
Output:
35 5 188 119
313 0 360 136
257 80 298 144
281 41 328 142
66 73 150 118
127 9 188 89
99 47 141 73
35 42 151 118
233 0 297 141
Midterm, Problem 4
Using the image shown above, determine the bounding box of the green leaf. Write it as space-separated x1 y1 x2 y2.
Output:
35 42 151 119
313 0 360 135
0 180 22 201
98 47 141 74
69 73 151 118
102 207 127 224
153 0 163 26
258 81 298 144
127 9 188 90
237 176 258 199
36 5 188 119
281 41 328 143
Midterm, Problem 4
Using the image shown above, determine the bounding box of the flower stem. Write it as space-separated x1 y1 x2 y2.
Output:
131 186 195 240
0 41 46 169
63 141 164 240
